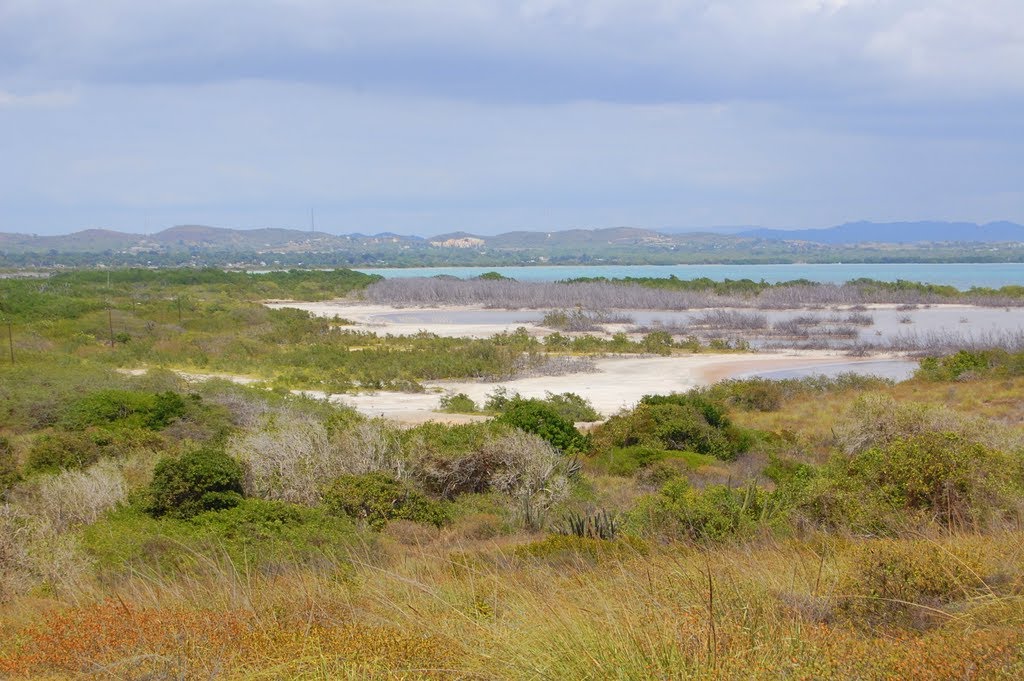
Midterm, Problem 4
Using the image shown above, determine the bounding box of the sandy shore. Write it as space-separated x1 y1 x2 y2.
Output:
333 351 899 420
123 301 917 424
264 301 548 339
129 350 895 424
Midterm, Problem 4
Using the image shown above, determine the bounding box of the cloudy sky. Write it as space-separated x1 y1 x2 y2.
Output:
1 1 1022 235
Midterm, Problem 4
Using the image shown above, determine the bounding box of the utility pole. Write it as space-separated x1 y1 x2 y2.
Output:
108 308 115 348
177 296 183 325
6 321 13 365
310 207 316 234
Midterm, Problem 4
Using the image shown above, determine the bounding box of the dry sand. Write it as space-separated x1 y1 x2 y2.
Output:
329 352 891 421
134 351 883 424
128 301 907 424
263 301 546 339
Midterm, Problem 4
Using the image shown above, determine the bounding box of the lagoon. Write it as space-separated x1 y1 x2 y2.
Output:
355 262 1024 289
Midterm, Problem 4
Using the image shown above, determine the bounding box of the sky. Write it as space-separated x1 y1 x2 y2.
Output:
1 1 1022 236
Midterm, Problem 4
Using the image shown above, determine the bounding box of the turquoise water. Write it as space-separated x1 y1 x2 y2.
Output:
355 263 1024 289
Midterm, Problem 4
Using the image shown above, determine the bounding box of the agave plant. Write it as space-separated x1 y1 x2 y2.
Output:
560 509 618 540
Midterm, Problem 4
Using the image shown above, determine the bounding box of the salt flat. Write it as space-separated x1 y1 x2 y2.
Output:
254 300 920 422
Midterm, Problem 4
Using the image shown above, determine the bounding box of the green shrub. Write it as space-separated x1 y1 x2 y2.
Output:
589 445 713 478
62 390 188 431
539 392 601 422
593 393 751 461
624 478 780 541
916 349 1024 381
83 499 360 574
917 350 990 381
26 431 103 474
146 447 244 519
697 375 894 412
438 392 478 414
794 432 1024 533
324 473 449 529
25 427 166 474
595 446 669 477
495 400 589 454
635 460 685 490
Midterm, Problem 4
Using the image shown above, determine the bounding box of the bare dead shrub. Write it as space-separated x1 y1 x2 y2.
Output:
232 416 405 505
691 310 768 330
35 460 128 532
844 312 874 325
771 319 811 338
231 418 336 504
365 277 1024 311
0 504 94 602
484 431 571 530
336 419 407 479
515 355 598 378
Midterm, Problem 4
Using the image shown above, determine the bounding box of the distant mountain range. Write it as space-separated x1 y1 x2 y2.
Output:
2 221 1022 267
3 221 1022 254
737 221 1024 244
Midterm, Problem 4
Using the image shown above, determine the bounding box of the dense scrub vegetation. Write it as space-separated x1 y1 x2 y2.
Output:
367 274 1024 309
0 269 758 395
3 269 1024 677
2 353 1022 677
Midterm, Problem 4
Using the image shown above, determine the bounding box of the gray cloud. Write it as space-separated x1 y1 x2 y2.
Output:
0 1 1021 234
1 1 1022 103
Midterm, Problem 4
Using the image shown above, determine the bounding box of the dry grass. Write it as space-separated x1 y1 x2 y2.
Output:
2 533 1023 679
733 376 1024 452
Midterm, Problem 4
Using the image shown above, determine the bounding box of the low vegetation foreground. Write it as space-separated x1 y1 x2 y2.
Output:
1 269 1024 679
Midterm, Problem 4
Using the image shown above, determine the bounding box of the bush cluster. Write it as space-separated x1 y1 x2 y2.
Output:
62 390 188 431
146 448 245 519
495 400 589 454
323 473 449 529
593 393 752 460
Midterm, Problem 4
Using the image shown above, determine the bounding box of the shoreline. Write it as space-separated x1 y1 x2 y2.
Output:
126 349 910 425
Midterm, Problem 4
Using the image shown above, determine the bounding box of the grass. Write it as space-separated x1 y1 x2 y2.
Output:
2 534 1023 678
4 268 1024 678
733 376 1024 448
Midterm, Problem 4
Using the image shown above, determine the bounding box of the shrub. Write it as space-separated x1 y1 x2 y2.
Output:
146 448 244 519
26 431 102 474
803 432 1024 532
496 400 589 454
539 391 601 422
36 460 128 532
229 418 340 505
916 349 991 381
833 394 1023 455
62 390 188 431
438 392 478 414
323 473 449 529
837 539 990 629
594 446 669 477
413 447 505 499
82 499 360 574
635 460 685 490
483 431 573 530
624 478 779 542
697 375 894 412
0 436 21 492
593 393 751 461
26 427 165 475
